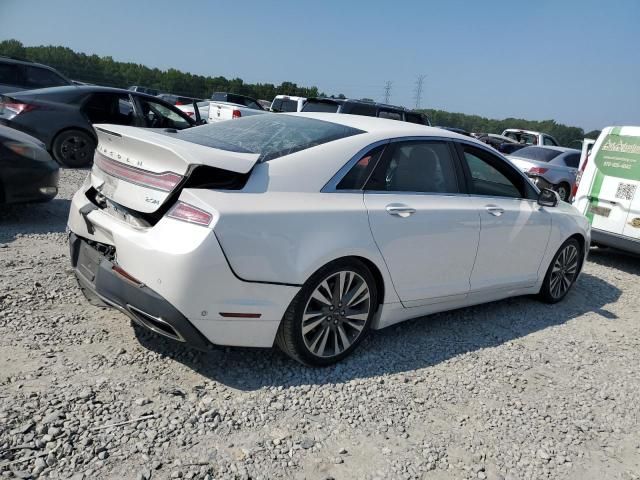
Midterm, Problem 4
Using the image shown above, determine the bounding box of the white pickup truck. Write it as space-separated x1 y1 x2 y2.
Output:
207 92 269 123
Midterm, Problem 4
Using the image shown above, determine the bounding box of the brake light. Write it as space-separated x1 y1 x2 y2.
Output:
0 101 37 114
95 152 183 192
529 167 548 175
572 153 590 199
232 109 241 119
167 201 213 226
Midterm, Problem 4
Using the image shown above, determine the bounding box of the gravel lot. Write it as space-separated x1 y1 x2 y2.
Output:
1 168 640 480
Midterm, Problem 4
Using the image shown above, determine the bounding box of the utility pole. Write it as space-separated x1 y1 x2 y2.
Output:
414 74 426 109
383 81 392 104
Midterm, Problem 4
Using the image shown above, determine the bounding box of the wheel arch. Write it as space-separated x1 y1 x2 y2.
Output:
50 126 97 152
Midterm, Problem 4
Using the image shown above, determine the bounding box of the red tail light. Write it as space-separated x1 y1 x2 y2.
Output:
175 101 184 106
95 152 183 192
571 153 590 199
0 101 37 114
167 201 213 226
232 109 242 119
529 167 548 175
185 111 194 117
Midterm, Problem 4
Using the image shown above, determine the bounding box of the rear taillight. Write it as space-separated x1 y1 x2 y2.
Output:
0 101 37 114
185 111 194 117
232 109 241 119
167 201 213 226
95 153 183 192
571 153 590 199
529 167 548 175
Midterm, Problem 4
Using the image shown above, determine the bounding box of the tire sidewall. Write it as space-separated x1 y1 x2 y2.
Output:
540 238 582 303
288 259 378 366
52 130 96 168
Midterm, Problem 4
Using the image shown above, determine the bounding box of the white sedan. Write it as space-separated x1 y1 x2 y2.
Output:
68 113 590 366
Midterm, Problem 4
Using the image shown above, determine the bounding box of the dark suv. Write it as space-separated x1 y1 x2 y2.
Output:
301 98 430 125
0 56 72 94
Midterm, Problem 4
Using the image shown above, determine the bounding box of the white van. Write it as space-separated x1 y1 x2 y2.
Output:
574 126 640 254
270 95 306 112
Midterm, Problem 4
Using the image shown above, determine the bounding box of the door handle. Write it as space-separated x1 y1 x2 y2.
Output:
485 206 504 217
386 204 416 217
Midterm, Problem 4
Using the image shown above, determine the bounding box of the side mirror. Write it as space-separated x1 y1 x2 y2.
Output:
538 188 560 207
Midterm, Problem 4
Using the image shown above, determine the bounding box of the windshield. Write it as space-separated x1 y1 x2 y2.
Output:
175 114 364 161
512 146 563 162
272 98 298 112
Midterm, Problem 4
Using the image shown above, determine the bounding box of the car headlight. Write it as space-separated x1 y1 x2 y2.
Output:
5 142 44 161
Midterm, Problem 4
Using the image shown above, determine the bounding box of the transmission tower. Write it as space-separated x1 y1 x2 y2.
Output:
414 74 426 109
383 81 392 104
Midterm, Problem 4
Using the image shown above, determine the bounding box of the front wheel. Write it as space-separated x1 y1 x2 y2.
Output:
276 259 378 366
52 129 96 167
538 238 582 303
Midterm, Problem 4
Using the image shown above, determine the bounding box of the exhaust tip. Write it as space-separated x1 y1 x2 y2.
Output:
127 305 185 342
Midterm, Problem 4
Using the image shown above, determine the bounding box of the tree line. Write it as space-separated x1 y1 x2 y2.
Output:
1 39 599 146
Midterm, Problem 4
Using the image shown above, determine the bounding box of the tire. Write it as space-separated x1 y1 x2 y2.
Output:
555 183 571 202
52 129 96 168
538 238 582 304
276 259 378 366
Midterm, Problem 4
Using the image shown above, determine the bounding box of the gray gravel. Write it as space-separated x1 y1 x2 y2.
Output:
1 168 640 480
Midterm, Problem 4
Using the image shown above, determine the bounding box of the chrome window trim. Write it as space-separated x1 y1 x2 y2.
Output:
321 135 459 193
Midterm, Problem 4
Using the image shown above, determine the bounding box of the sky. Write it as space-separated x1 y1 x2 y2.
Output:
0 0 638 131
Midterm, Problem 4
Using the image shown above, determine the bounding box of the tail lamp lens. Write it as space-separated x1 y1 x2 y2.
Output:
167 201 213 226
0 101 37 114
95 153 183 192
529 167 548 175
232 109 242 119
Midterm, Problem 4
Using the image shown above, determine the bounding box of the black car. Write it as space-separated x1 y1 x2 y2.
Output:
301 98 430 125
0 86 197 167
435 126 472 137
0 125 59 204
0 56 72 95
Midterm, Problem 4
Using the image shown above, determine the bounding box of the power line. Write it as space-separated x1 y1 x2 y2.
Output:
383 80 392 104
414 74 426 109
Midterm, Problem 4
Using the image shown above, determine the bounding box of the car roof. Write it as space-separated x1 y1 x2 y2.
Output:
305 97 415 112
0 56 57 70
503 128 547 136
10 84 164 98
285 112 475 140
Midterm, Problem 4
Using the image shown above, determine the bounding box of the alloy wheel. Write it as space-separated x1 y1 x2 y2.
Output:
556 185 569 201
61 136 90 163
302 270 371 358
549 244 579 299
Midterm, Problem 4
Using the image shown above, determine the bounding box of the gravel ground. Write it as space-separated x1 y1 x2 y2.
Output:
1 168 640 480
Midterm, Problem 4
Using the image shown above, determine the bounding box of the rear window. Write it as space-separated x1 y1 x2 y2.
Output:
512 146 563 162
378 110 403 121
175 114 364 161
23 66 69 89
302 100 340 113
272 98 298 112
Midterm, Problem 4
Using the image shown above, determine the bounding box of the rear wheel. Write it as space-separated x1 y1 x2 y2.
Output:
52 129 96 167
276 259 378 366
539 238 582 303
555 182 571 202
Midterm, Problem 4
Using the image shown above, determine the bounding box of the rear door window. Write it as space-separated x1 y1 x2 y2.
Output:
302 101 340 113
0 62 22 86
405 112 426 125
337 145 385 190
272 98 298 112
83 93 137 126
378 110 403 121
347 103 377 117
366 141 459 193
562 153 580 168
23 66 69 88
136 97 192 130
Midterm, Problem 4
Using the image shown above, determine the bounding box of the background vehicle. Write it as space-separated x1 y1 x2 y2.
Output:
502 128 559 147
476 133 523 153
177 100 210 122
0 56 72 94
270 95 306 112
128 85 159 96
301 98 430 125
507 146 580 201
156 93 203 106
257 99 272 110
436 126 472 136
208 92 267 122
0 125 58 204
0 85 196 167
574 126 640 254
67 113 589 366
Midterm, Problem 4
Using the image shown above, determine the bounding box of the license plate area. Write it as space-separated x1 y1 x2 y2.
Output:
76 241 105 284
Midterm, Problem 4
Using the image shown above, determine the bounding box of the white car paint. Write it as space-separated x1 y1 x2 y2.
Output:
207 101 268 123
68 113 590 355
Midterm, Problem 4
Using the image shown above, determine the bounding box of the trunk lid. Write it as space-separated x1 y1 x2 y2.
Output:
91 124 259 214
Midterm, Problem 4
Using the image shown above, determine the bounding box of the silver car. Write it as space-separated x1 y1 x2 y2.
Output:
507 146 580 201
